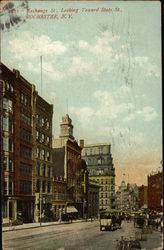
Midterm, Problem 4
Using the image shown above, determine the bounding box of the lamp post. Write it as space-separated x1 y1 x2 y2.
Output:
39 193 42 226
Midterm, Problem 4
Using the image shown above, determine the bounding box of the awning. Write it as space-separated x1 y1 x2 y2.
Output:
67 206 78 213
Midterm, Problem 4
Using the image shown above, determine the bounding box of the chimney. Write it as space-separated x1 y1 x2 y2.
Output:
80 139 84 148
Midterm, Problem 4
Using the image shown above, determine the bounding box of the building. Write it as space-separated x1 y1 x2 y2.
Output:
138 185 148 209
1 63 34 224
148 171 162 212
115 181 138 211
32 88 53 222
52 176 67 220
52 114 83 216
88 179 99 219
81 142 115 210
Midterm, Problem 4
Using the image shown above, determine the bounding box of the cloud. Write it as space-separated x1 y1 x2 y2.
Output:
79 40 88 48
94 90 134 119
106 126 130 137
7 32 67 60
70 106 94 126
124 106 158 122
135 56 148 66
68 56 93 76
50 92 56 103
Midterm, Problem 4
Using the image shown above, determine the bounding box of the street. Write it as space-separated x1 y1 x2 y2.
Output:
2 220 162 250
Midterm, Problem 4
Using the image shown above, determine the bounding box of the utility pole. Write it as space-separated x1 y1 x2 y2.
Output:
40 193 42 226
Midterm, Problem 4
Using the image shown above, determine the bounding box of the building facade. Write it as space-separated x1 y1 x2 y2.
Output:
52 176 67 220
88 179 99 219
32 88 53 222
138 185 148 209
1 63 34 224
52 114 83 216
115 181 139 211
148 171 162 212
81 142 115 210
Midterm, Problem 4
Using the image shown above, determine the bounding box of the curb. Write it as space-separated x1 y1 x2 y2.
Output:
2 219 96 233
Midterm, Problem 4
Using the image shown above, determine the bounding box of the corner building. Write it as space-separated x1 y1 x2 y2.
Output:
1 63 34 223
82 143 115 211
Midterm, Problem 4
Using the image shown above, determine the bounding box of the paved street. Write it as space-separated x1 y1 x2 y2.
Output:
2 220 162 250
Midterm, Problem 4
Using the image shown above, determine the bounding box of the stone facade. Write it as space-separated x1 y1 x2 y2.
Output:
81 142 115 210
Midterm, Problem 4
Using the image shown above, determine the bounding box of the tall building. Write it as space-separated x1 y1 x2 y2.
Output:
81 142 115 210
32 88 53 222
148 171 162 212
1 63 34 223
52 114 83 216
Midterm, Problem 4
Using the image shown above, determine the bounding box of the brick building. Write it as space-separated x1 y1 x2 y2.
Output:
148 171 162 212
52 176 67 220
52 114 83 217
1 63 34 223
32 88 53 222
138 185 148 209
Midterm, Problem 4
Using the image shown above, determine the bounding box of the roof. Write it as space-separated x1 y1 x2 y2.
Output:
83 143 111 148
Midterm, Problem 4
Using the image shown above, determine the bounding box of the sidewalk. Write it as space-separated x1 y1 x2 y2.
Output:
2 218 96 233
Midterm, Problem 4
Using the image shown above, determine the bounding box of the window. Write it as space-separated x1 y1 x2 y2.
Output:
98 147 103 154
47 166 51 177
47 136 50 144
3 156 7 171
9 156 13 172
3 115 7 131
42 134 45 143
46 121 49 129
9 176 12 195
106 200 108 205
48 182 51 193
85 149 87 156
36 179 40 192
90 148 93 155
9 138 13 152
4 178 7 195
106 179 108 184
36 130 39 140
9 117 13 133
101 193 103 198
101 200 103 205
54 192 56 200
8 100 13 112
101 179 103 184
47 151 50 161
3 97 7 110
36 148 40 158
106 193 108 198
42 180 46 193
41 118 44 127
101 186 103 191
42 149 45 160
11 85 13 93
106 186 108 191
2 201 7 218
37 162 40 176
3 137 8 151
42 164 46 176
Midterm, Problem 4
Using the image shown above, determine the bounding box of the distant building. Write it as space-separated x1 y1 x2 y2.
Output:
148 171 162 212
115 181 138 211
52 114 83 216
138 185 148 209
82 142 115 210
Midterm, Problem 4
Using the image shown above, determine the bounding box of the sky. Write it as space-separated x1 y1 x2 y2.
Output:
1 1 162 187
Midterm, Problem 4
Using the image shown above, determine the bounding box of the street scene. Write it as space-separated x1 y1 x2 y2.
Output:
0 1 163 250
2 220 163 250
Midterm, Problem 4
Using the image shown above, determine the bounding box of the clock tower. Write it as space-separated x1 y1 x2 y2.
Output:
59 114 74 140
